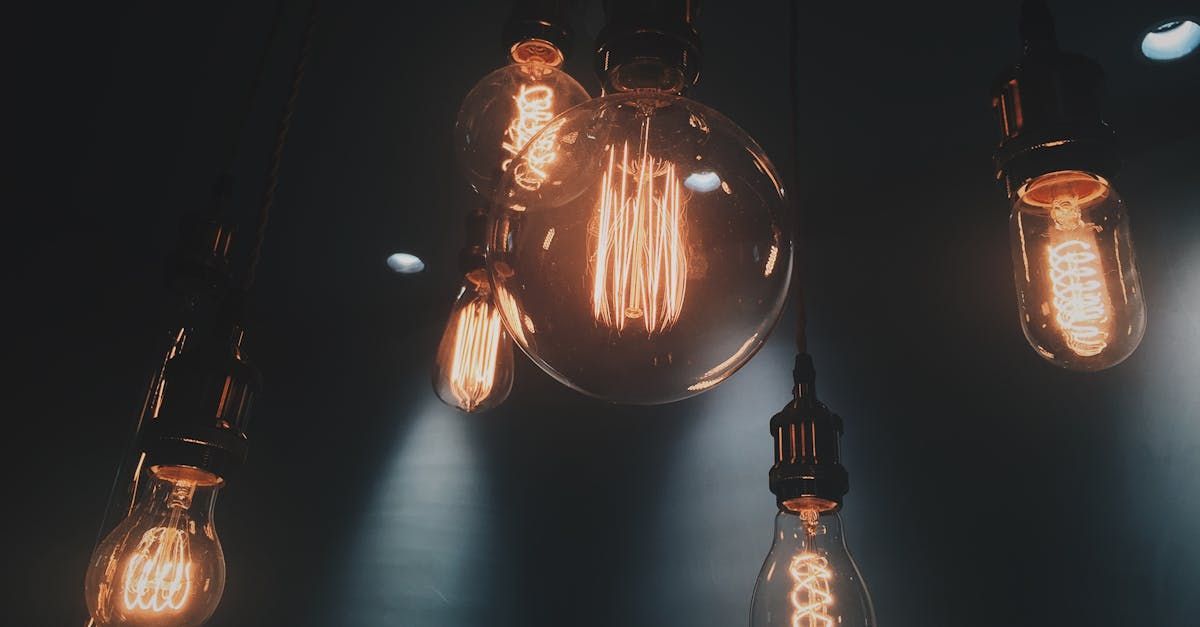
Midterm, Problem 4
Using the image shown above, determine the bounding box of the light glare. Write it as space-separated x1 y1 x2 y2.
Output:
387 253 425 274
684 170 722 193
1141 19 1200 61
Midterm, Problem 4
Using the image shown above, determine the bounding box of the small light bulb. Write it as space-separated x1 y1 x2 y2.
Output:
432 271 514 413
750 508 875 627
454 41 590 194
1009 170 1147 370
86 467 225 627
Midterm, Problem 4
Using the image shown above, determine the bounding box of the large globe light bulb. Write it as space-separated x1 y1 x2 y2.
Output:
454 40 591 194
487 91 792 404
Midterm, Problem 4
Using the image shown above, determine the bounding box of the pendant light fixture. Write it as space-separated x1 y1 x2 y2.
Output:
748 356 876 627
750 4 875 621
434 0 589 413
486 0 792 404
83 3 317 624
992 0 1147 371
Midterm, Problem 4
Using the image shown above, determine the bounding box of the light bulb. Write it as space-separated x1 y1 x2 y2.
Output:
1009 170 1146 370
487 92 791 404
85 466 225 627
750 509 875 627
454 40 590 194
433 270 515 412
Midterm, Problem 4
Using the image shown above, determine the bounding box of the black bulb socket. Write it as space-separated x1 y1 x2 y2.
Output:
991 0 1120 198
503 0 573 63
141 292 260 482
769 353 849 514
595 0 702 93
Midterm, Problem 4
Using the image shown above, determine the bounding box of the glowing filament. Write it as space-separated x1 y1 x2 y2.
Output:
1049 239 1108 356
449 297 504 411
789 552 834 627
591 120 688 334
122 526 192 613
502 84 561 190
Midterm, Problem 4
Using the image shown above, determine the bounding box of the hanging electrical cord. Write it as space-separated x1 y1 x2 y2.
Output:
748 7 877 625
244 0 319 291
788 0 808 358
211 0 289 219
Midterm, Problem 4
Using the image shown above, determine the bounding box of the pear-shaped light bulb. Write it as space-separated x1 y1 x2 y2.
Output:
750 509 875 627
85 466 225 626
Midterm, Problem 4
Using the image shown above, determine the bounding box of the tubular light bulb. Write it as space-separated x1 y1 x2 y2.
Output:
487 93 791 404
750 509 875 627
454 40 590 194
433 270 514 413
1010 170 1146 370
86 467 225 626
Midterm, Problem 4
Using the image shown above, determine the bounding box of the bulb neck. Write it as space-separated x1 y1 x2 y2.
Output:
775 508 844 535
459 205 490 275
594 0 702 95
503 0 573 63
770 354 848 514
138 466 222 516
992 1 1118 199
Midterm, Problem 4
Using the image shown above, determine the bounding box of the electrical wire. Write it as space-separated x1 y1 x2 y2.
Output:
243 0 320 291
211 0 289 219
788 0 808 356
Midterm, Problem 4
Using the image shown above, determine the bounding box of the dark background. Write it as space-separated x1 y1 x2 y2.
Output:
7 1 1200 625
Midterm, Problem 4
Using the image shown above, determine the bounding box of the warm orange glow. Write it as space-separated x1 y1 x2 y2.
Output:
121 481 196 615
789 553 834 627
502 84 562 191
764 244 779 277
789 510 834 627
448 296 505 411
1047 195 1110 357
591 119 688 334
492 282 528 345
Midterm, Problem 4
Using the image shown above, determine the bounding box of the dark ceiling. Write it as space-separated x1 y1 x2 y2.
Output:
9 1 1200 626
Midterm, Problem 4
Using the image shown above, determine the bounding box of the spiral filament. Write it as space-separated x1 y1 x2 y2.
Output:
789 551 835 627
502 84 561 190
1049 239 1108 356
448 295 505 411
123 527 193 613
1046 195 1110 357
122 481 196 614
590 119 688 334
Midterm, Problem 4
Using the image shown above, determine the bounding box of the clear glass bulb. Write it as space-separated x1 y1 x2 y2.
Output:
85 466 225 627
454 40 590 194
750 509 875 627
1010 170 1146 370
433 270 515 412
487 91 792 404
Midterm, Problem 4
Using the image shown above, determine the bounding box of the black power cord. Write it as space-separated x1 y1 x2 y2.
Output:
243 0 319 292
